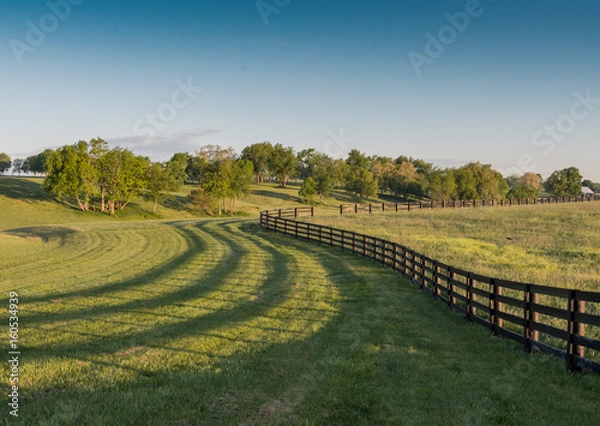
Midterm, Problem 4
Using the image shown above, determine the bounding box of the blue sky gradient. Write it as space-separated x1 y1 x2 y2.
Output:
1 0 599 180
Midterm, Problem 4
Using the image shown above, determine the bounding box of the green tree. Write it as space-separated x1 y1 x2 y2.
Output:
428 169 457 201
186 155 208 185
0 153 11 174
299 177 318 204
187 188 213 215
297 148 317 180
167 153 188 190
371 156 395 194
545 167 583 198
241 142 273 182
389 161 422 199
346 149 370 169
269 144 297 187
454 166 479 200
507 186 538 199
506 171 542 200
202 169 230 215
101 148 149 215
228 159 254 212
308 153 341 199
144 162 177 214
12 158 24 175
21 158 31 174
26 150 52 176
44 141 99 211
346 167 378 199
470 163 509 200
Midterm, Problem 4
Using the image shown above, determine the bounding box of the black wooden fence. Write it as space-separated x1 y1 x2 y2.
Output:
340 195 599 215
260 208 600 374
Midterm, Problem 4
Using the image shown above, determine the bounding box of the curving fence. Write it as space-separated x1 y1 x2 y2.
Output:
260 207 600 375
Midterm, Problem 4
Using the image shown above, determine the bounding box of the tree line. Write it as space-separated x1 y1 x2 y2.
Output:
0 141 595 214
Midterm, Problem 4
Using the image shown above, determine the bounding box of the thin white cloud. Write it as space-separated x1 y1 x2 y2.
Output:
107 129 222 160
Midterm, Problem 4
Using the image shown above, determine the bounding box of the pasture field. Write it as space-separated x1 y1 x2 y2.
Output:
1 177 600 424
1 219 600 425
308 203 600 292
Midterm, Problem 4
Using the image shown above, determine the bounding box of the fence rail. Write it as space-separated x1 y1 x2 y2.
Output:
260 209 600 374
340 195 599 215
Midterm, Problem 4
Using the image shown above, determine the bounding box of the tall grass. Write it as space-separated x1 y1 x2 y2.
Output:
308 203 600 292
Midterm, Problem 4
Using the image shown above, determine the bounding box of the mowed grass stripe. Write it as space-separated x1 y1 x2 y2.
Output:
22 224 231 352
2 223 192 301
22 219 298 362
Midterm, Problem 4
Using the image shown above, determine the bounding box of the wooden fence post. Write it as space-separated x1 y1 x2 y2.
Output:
381 241 387 266
567 291 586 372
372 239 378 262
420 254 426 290
490 279 503 335
524 286 540 352
392 244 398 270
467 274 476 320
340 205 343 215
448 267 456 309
433 261 440 299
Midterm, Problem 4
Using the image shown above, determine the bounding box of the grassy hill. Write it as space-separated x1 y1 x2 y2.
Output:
0 177 384 230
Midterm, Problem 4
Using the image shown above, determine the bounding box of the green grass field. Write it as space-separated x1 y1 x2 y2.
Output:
309 203 600 292
1 177 600 424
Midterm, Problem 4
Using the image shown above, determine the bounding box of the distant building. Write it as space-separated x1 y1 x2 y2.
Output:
582 186 595 196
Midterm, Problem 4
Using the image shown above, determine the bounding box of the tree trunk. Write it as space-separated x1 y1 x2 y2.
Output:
75 196 86 211
153 198 158 214
232 195 236 213
101 188 106 212
109 202 115 216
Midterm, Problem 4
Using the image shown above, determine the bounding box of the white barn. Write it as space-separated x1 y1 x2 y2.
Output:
582 186 595 196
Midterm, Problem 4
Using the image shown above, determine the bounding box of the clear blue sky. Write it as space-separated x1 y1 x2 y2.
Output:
1 0 599 180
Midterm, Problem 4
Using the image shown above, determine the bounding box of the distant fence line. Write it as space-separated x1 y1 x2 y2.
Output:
259 207 600 375
340 195 600 215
